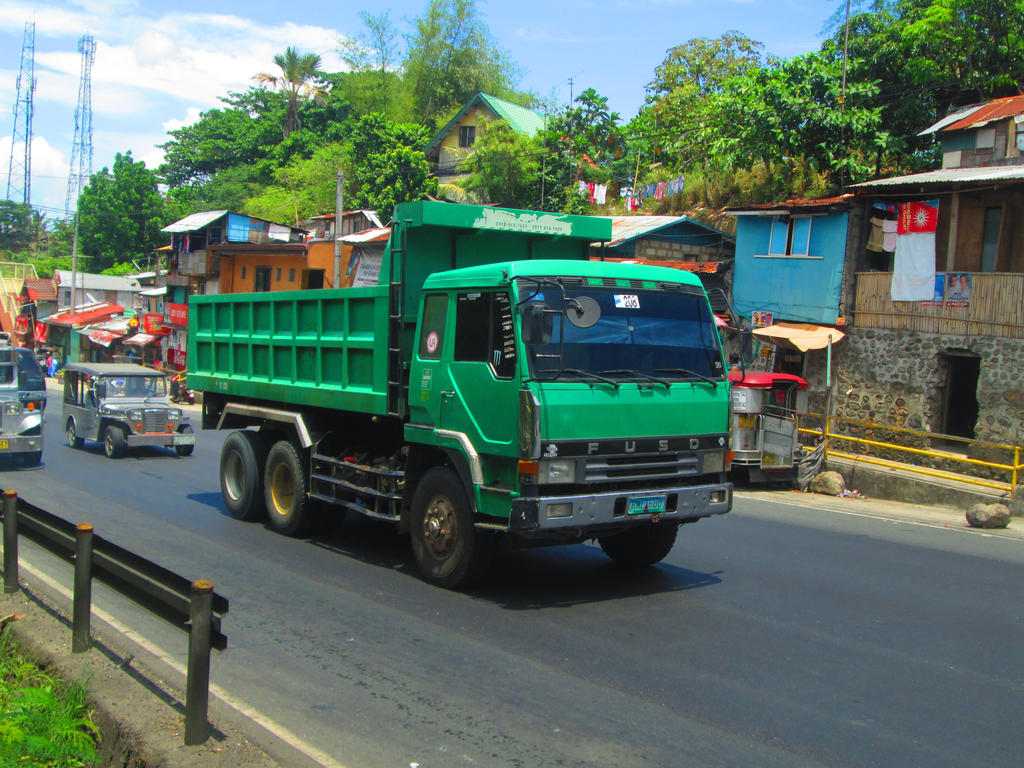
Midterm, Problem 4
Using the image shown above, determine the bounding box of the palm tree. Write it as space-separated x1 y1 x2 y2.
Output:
255 47 327 138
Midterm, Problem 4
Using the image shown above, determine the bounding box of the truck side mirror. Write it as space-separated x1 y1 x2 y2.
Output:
94 381 107 400
522 304 553 345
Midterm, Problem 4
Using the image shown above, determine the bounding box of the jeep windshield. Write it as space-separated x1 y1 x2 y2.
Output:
518 281 725 384
103 374 167 398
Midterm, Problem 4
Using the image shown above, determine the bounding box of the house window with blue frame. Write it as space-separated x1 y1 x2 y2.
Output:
768 215 813 256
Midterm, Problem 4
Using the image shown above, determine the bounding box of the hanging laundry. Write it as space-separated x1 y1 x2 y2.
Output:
866 217 885 252
882 218 898 252
594 184 607 205
578 180 588 197
891 199 938 301
655 182 667 200
587 181 596 203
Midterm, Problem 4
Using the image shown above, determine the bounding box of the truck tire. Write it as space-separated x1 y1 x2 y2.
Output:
220 431 268 521
66 418 83 449
598 522 680 567
175 424 195 457
410 467 493 589
264 440 309 536
104 424 126 458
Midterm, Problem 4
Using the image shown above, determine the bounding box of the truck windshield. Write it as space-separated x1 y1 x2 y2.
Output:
518 283 725 383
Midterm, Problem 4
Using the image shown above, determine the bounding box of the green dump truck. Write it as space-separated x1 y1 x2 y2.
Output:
189 202 732 587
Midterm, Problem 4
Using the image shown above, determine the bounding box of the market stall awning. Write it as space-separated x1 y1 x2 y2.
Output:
123 333 158 347
751 322 845 352
45 303 124 327
86 329 123 347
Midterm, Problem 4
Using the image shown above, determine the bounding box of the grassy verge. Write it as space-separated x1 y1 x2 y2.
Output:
0 621 100 767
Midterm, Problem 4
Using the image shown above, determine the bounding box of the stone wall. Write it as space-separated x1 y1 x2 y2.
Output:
818 327 1024 478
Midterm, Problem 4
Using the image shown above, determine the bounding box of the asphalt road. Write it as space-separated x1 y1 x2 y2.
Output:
2 393 1022 768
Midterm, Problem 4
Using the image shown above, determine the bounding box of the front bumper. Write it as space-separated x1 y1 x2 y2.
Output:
0 434 42 453
509 481 732 532
127 433 196 448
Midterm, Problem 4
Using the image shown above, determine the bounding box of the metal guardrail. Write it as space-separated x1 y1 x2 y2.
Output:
799 413 1022 498
1 489 228 746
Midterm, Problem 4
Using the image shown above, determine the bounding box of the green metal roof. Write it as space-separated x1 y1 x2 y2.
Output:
425 93 546 157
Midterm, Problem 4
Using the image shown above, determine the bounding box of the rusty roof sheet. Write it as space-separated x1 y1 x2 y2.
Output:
934 95 1024 133
595 215 729 248
727 194 854 214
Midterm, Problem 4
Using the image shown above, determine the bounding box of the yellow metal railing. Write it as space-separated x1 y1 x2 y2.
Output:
800 413 1021 498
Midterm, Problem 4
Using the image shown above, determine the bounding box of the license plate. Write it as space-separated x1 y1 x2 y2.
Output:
0 440 7 450
627 495 665 515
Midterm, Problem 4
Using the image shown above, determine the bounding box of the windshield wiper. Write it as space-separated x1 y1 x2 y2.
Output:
599 369 670 388
527 368 620 388
653 368 719 388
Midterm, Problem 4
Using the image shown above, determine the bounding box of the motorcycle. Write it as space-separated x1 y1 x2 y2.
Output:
170 373 194 405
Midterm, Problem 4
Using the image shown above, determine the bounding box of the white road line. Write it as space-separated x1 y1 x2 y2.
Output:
20 560 349 768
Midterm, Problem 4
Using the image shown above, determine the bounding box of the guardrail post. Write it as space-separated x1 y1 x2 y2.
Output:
2 490 18 594
184 579 214 746
72 524 94 653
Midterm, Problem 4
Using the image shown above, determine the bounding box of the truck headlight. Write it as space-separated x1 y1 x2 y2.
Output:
127 409 143 421
539 459 576 484
703 451 726 474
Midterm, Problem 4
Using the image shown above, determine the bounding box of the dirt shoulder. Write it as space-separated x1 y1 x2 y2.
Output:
1 570 292 768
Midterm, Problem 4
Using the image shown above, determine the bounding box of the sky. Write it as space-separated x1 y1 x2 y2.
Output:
0 0 840 220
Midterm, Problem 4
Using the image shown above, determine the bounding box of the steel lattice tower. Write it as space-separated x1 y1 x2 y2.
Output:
5 22 36 205
64 34 96 216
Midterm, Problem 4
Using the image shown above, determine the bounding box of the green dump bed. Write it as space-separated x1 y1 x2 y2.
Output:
187 201 611 418
189 284 391 415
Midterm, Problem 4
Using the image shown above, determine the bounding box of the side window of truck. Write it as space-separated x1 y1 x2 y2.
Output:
454 292 516 379
418 294 448 360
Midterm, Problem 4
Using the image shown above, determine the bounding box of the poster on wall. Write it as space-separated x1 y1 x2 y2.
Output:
351 248 383 287
168 303 188 326
751 311 774 328
34 322 47 344
944 272 971 307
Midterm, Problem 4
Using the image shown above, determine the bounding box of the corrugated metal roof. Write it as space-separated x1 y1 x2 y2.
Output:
54 271 141 291
45 302 124 327
341 227 391 244
919 103 986 135
161 210 228 233
23 278 56 301
851 165 1024 189
597 257 724 273
938 95 1024 133
595 215 728 248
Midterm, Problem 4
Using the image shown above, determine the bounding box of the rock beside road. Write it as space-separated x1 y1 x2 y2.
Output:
809 471 846 496
965 502 1011 529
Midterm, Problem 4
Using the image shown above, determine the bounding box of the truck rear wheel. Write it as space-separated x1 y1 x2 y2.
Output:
220 431 268 521
264 440 309 536
410 467 492 589
598 523 680 567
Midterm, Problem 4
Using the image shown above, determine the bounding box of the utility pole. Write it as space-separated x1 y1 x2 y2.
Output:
333 171 344 288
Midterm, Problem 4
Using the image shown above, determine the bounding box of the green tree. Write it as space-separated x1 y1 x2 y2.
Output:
0 200 34 254
254 47 329 138
340 11 404 118
76 152 167 272
245 143 349 224
462 121 540 207
348 114 437 221
404 0 523 129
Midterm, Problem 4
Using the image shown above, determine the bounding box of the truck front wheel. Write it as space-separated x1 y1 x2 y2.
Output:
264 440 309 536
220 431 268 521
598 523 680 567
410 467 492 589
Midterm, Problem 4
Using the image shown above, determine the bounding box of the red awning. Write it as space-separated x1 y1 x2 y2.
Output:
123 333 158 347
46 303 124 327
88 329 123 347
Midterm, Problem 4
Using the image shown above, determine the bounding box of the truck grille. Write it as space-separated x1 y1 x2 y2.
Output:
142 410 169 433
584 452 697 482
